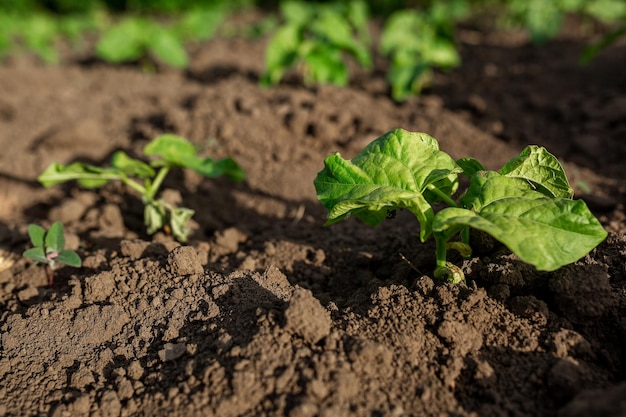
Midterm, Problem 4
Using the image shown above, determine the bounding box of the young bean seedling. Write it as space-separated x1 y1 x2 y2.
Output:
23 221 81 286
314 128 607 283
38 134 245 242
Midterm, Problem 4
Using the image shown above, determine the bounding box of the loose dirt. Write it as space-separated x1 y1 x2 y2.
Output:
0 15 625 417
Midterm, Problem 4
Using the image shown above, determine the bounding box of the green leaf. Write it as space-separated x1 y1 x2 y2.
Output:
45 221 65 254
96 18 146 63
111 151 155 179
191 157 246 182
281 1 315 25
433 197 608 271
144 134 197 165
144 202 166 235
144 134 245 181
23 247 48 264
38 162 120 189
169 207 195 243
314 128 461 241
500 145 574 198
457 157 485 177
303 46 348 86
461 171 540 211
56 250 82 268
149 27 188 68
260 23 301 86
28 224 46 247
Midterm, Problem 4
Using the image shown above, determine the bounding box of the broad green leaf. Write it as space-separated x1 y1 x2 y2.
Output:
281 1 315 24
23 247 48 264
380 10 424 55
170 207 195 243
149 28 188 68
461 171 541 211
56 250 82 268
303 46 348 86
188 157 246 182
111 151 155 179
457 157 485 177
28 224 46 247
96 18 146 63
38 162 120 188
314 128 461 240
433 197 607 271
261 23 301 86
45 221 65 254
312 10 369 67
584 0 626 23
500 145 573 198
144 134 197 164
423 38 460 68
387 60 430 101
145 134 245 181
346 0 371 45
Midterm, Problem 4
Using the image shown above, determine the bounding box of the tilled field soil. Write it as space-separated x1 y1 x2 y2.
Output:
0 18 625 417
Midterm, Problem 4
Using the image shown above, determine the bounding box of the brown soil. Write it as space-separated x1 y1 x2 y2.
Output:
1 16 626 417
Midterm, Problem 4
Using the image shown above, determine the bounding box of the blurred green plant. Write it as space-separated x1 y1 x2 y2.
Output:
0 11 101 63
380 0 468 101
260 0 372 87
95 6 227 68
581 17 626 62
501 0 626 44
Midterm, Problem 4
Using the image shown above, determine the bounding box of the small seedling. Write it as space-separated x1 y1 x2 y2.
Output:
95 7 226 69
38 134 245 242
314 128 607 283
380 2 466 101
260 0 372 87
23 222 81 286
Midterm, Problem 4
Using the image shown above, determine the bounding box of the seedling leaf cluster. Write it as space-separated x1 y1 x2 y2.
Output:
380 1 467 101
95 7 227 68
23 222 82 286
314 128 607 283
260 0 372 87
38 134 245 242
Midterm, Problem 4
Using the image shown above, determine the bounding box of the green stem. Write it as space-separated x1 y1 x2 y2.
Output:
433 234 465 284
121 177 147 196
426 184 459 208
145 166 170 201
435 234 448 268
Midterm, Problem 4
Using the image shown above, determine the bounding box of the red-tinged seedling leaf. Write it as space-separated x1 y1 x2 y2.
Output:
23 247 48 264
45 221 65 254
56 250 82 268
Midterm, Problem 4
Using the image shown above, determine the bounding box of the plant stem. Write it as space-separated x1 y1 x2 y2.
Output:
146 166 170 201
426 184 458 208
434 234 465 284
121 177 148 196
435 234 448 269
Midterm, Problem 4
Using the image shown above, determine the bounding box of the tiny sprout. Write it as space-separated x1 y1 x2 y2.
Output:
23 222 81 286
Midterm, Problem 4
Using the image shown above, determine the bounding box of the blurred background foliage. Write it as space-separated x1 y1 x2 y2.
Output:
0 0 624 98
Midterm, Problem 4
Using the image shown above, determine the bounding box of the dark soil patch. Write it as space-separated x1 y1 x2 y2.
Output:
0 17 625 417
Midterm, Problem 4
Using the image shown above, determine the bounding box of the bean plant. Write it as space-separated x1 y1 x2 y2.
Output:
314 128 607 283
38 134 245 242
